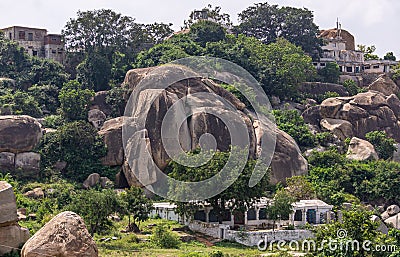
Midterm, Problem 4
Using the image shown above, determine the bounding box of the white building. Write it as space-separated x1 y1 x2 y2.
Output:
151 198 333 229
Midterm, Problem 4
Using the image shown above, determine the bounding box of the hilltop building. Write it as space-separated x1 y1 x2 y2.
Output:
0 26 65 64
316 20 398 74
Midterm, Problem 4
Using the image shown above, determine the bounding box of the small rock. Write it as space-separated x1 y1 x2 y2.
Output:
346 137 379 161
24 188 44 199
387 205 400 216
83 173 101 189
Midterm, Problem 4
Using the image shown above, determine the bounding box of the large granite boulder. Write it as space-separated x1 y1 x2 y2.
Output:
385 213 400 229
368 74 399 96
0 181 30 256
0 152 15 171
14 152 41 177
21 211 98 257
304 91 400 142
0 116 42 153
346 137 378 161
118 67 307 186
82 173 101 189
99 117 124 166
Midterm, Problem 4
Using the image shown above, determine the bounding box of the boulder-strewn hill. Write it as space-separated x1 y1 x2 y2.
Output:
95 66 308 186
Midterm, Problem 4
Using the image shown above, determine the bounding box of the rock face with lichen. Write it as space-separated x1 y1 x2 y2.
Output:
303 91 400 142
101 66 308 186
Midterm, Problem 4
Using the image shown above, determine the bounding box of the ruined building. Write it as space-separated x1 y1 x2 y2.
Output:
1 26 64 64
316 21 398 74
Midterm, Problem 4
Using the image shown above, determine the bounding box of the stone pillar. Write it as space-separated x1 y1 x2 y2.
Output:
244 211 248 226
302 208 307 225
316 211 321 224
289 212 294 225
205 209 210 223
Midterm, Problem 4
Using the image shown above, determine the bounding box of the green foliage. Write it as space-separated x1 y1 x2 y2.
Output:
28 84 60 114
189 20 226 47
384 52 396 61
285 176 316 200
59 80 94 121
358 44 379 61
150 225 180 249
312 209 382 257
77 50 112 91
342 79 364 96
235 2 321 54
183 4 232 29
121 187 153 228
315 132 335 147
135 43 189 68
68 189 121 235
0 90 42 117
317 62 340 83
42 115 65 129
105 83 129 117
39 121 107 182
167 150 270 223
366 131 397 160
272 109 315 148
267 189 295 228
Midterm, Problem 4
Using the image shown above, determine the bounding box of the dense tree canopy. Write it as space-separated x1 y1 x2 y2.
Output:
235 3 321 54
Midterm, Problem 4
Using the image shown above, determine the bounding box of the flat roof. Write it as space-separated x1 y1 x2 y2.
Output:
0 25 47 31
293 200 333 209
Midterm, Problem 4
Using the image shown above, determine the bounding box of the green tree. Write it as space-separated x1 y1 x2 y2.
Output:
357 44 379 60
59 80 94 121
384 52 396 61
121 187 153 232
183 4 232 29
189 20 226 47
39 121 107 182
28 84 60 114
167 150 270 224
0 90 42 117
151 226 180 249
366 131 397 160
318 62 340 83
267 189 295 231
236 3 321 54
272 109 316 148
342 79 363 96
286 176 316 200
76 50 112 91
68 189 121 235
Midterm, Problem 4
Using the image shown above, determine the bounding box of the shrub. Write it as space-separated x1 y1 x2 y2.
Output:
59 80 94 121
151 225 180 249
42 115 64 129
342 79 364 96
366 131 397 160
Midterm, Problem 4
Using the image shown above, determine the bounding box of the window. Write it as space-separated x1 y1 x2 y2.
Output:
346 67 353 73
209 210 218 222
194 210 206 222
28 33 33 41
294 210 302 221
222 210 231 221
52 37 57 41
373 65 380 69
9 33 12 40
52 50 56 54
247 209 257 220
32 50 37 56
259 208 267 220
364 66 371 70
320 63 326 67
18 31 25 40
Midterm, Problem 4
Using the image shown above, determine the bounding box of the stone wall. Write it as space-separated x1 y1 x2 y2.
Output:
225 229 314 247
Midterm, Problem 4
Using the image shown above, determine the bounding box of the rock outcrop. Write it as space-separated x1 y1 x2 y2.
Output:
303 91 400 142
0 181 30 256
100 66 308 186
299 82 349 97
99 117 124 166
21 211 98 257
346 137 379 161
368 74 399 96
88 109 106 130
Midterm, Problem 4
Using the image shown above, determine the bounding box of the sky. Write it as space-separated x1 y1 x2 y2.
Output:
0 0 399 57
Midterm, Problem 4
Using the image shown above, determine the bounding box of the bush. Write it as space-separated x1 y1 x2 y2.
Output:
59 80 94 121
42 115 64 129
39 121 107 182
366 131 397 160
342 79 364 96
272 109 315 148
151 225 180 249
317 62 340 83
